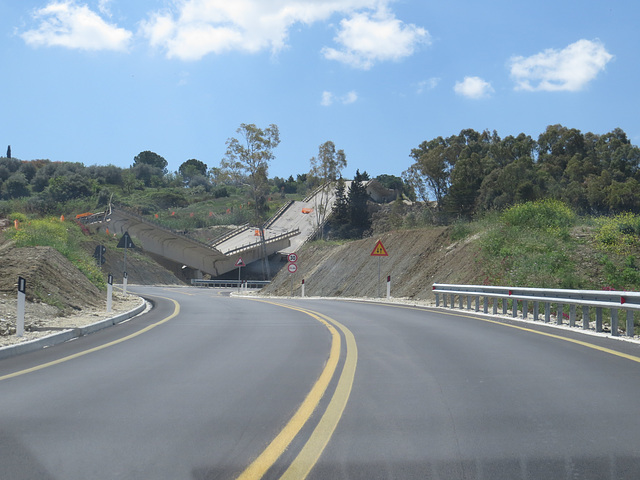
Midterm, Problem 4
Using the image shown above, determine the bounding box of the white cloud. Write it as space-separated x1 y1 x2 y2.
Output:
342 90 358 104
98 0 112 17
321 90 358 106
21 1 132 51
140 0 427 64
454 76 494 99
321 8 430 69
416 77 439 94
321 91 334 106
510 39 613 92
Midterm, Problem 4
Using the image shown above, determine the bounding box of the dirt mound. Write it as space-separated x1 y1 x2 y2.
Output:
262 227 486 300
0 246 104 312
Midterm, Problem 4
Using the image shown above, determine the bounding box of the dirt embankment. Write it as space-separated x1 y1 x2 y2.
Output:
262 227 485 300
0 228 183 338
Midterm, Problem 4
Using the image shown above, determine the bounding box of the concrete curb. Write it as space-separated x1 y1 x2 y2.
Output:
0 299 147 361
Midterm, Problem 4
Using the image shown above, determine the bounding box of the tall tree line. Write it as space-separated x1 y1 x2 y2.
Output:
403 125 640 219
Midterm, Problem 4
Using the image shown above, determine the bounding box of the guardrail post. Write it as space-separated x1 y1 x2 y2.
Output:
569 305 576 327
595 307 602 332
557 304 563 325
435 293 440 307
611 309 619 336
582 306 590 330
545 302 550 322
533 301 539 321
483 297 488 314
626 310 634 337
512 299 518 318
522 300 528 320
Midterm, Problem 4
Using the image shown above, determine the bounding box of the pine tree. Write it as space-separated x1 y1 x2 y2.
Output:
6 145 11 158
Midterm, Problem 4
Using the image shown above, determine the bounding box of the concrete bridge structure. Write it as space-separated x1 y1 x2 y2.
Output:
81 183 345 280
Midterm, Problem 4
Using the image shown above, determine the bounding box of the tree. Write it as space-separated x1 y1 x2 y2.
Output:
347 169 371 237
47 174 94 202
6 145 11 158
403 137 452 207
309 141 347 239
179 159 208 184
3 172 29 198
220 123 280 223
133 151 168 175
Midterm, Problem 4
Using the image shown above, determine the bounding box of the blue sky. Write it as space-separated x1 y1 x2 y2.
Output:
1 1 638 180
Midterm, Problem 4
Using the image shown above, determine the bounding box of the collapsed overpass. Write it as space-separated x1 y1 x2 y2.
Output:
80 183 342 279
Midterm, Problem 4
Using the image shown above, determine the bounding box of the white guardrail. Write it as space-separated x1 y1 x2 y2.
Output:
432 283 640 338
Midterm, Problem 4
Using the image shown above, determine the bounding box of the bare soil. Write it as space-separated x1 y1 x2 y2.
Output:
261 227 485 300
0 221 183 343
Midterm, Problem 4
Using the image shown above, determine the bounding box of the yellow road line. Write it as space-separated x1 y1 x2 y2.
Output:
237 300 357 480
365 302 640 364
0 297 180 382
280 310 357 480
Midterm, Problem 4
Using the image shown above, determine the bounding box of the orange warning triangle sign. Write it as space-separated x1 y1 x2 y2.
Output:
371 239 388 257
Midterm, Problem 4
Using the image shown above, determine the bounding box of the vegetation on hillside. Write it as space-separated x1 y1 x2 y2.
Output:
4 217 105 290
1 123 639 294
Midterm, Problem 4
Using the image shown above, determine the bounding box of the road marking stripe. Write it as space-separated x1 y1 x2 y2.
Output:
0 297 180 382
280 310 357 480
371 302 640 364
236 300 357 480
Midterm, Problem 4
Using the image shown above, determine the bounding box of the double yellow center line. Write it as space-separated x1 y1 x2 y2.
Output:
237 299 358 480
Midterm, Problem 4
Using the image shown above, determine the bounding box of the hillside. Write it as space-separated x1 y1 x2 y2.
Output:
261 227 486 301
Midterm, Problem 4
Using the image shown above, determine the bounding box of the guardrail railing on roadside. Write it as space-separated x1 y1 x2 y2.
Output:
432 283 640 338
191 279 270 288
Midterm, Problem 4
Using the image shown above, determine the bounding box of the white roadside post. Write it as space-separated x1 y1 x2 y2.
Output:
387 275 391 300
16 276 26 337
301 279 305 298
107 273 113 313
123 271 128 296
235 257 245 292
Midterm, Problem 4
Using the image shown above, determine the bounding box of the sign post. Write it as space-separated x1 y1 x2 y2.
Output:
370 240 389 297
287 253 298 297
93 244 106 268
16 276 26 337
107 273 113 313
235 257 246 291
117 232 135 287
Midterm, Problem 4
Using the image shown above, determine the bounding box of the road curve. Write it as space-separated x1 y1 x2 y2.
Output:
2 288 640 479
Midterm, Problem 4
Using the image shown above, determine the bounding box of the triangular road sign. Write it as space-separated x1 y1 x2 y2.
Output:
371 239 388 257
117 231 136 249
235 257 246 267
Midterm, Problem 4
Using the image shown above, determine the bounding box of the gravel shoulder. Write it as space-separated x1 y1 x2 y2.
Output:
0 292 145 347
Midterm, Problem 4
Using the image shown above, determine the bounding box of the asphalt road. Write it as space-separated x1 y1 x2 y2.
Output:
2 287 640 480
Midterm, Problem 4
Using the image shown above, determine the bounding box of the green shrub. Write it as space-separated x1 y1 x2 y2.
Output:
7 218 106 290
501 199 575 233
595 213 640 255
9 212 28 223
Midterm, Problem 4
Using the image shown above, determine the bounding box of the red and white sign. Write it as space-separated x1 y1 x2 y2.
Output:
288 253 298 263
235 257 246 267
287 263 298 273
371 240 389 257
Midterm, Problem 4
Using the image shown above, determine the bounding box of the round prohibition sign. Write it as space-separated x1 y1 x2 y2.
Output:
288 253 298 263
287 263 298 273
